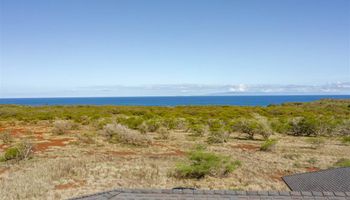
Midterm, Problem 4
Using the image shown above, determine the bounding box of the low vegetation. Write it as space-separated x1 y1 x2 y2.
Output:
0 130 13 144
174 148 241 179
0 99 349 199
260 139 278 151
101 123 151 146
334 158 350 167
341 136 350 145
0 141 33 162
0 99 348 139
52 120 74 135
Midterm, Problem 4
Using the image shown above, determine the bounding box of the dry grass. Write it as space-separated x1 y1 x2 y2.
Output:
0 130 13 144
101 123 152 146
0 122 349 199
52 120 74 135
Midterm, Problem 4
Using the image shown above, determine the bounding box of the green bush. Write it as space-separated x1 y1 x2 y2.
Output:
341 136 350 145
174 149 241 179
117 116 144 130
3 147 20 160
145 119 161 132
189 124 206 137
334 158 350 167
288 117 318 136
207 131 229 144
0 141 33 162
260 139 278 151
207 120 229 143
270 118 289 134
231 118 263 139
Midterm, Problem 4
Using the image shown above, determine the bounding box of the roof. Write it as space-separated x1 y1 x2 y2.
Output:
282 167 350 192
70 188 350 199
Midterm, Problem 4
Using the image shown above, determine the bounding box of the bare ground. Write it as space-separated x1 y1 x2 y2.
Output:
0 123 349 200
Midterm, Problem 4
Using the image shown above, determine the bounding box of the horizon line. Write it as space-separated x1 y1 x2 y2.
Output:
1 93 350 99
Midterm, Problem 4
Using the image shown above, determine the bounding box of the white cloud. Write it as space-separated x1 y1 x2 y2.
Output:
229 84 247 92
1 82 349 98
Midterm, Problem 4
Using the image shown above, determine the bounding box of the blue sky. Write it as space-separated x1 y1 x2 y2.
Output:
0 0 349 97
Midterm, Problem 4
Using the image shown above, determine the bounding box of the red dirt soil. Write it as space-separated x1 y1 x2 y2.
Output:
54 180 86 190
305 167 320 172
270 170 286 182
34 138 72 152
0 168 9 176
148 149 185 157
0 128 26 137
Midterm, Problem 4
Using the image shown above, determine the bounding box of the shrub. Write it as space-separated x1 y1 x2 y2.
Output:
288 117 318 136
117 116 144 130
173 118 188 130
260 139 278 151
145 119 161 132
189 124 207 137
138 122 148 134
174 149 241 179
52 120 73 135
0 130 13 144
157 127 170 140
207 131 229 144
307 157 318 164
231 118 266 139
207 120 229 143
270 118 289 134
253 114 273 139
162 118 177 130
0 141 33 162
334 158 350 167
335 120 350 136
101 123 151 146
75 132 96 144
341 136 350 145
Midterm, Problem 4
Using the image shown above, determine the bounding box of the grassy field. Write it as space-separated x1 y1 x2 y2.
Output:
0 99 349 199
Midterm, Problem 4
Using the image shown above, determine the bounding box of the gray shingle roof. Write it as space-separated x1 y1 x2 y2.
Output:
282 167 350 192
69 188 350 199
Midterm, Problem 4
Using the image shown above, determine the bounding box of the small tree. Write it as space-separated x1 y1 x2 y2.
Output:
289 117 318 136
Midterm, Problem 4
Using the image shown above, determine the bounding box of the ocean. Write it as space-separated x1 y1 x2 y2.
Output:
0 95 349 106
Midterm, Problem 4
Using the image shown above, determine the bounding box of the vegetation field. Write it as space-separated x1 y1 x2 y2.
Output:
0 99 349 199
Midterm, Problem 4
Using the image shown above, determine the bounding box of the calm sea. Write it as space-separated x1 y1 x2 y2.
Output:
0 95 349 106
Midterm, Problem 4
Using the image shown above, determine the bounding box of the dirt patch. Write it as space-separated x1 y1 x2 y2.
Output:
34 132 45 140
54 180 86 190
147 149 185 158
232 144 260 151
10 128 26 137
34 138 72 152
0 168 9 176
305 167 320 172
270 170 286 182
